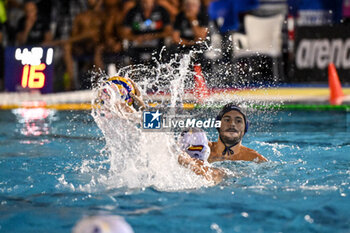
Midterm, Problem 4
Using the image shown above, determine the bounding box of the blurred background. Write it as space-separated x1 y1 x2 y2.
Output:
0 0 349 93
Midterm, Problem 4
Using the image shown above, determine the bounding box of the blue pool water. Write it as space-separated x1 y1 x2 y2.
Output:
0 108 349 233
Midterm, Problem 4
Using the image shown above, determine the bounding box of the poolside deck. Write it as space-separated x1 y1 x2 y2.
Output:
0 87 350 110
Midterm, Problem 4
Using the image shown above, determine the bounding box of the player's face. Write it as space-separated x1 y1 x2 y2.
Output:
219 111 245 146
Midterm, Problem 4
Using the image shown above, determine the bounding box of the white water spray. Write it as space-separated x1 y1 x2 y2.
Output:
88 56 212 191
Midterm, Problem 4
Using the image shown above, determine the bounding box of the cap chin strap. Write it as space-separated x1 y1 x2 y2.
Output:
219 134 239 156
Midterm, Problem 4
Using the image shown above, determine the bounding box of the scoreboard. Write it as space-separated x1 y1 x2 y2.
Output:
5 47 54 93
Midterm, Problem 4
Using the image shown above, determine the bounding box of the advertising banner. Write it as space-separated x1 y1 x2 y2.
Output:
294 25 350 83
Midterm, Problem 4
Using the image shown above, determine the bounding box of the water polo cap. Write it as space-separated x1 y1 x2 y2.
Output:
179 127 210 161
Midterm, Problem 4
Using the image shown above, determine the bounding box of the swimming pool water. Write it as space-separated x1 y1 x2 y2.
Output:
0 108 349 233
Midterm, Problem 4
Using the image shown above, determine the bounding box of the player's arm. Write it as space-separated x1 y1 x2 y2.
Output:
128 78 147 111
178 152 225 184
129 92 146 111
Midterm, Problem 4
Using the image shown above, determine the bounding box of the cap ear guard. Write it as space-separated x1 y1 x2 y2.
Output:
244 119 249 133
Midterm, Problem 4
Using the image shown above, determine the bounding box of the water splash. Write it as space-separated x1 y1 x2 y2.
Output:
75 45 283 192
89 107 211 191
86 54 215 191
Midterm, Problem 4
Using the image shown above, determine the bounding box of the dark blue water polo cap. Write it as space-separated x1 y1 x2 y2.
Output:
216 103 249 133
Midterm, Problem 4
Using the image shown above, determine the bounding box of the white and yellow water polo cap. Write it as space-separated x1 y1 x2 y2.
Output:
179 127 211 161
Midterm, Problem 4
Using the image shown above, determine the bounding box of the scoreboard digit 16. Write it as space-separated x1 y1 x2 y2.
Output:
5 47 54 94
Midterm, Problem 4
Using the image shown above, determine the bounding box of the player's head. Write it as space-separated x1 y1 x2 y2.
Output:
99 76 136 106
216 103 248 146
179 127 210 161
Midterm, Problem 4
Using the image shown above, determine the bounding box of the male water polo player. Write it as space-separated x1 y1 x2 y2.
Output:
178 104 266 183
97 76 146 114
208 103 268 163
178 128 225 184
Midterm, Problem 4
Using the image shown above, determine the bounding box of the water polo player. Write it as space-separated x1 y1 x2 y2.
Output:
178 128 225 184
97 76 146 114
178 105 267 183
208 103 268 163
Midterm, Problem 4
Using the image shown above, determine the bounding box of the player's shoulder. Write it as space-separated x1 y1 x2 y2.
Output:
240 145 257 153
239 145 260 156
240 145 267 162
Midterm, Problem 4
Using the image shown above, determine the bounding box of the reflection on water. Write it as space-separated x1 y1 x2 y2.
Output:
12 104 56 144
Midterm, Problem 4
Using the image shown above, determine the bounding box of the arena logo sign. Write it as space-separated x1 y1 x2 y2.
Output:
296 38 350 69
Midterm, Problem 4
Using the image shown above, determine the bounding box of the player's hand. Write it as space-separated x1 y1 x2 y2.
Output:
128 78 141 97
130 92 146 111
